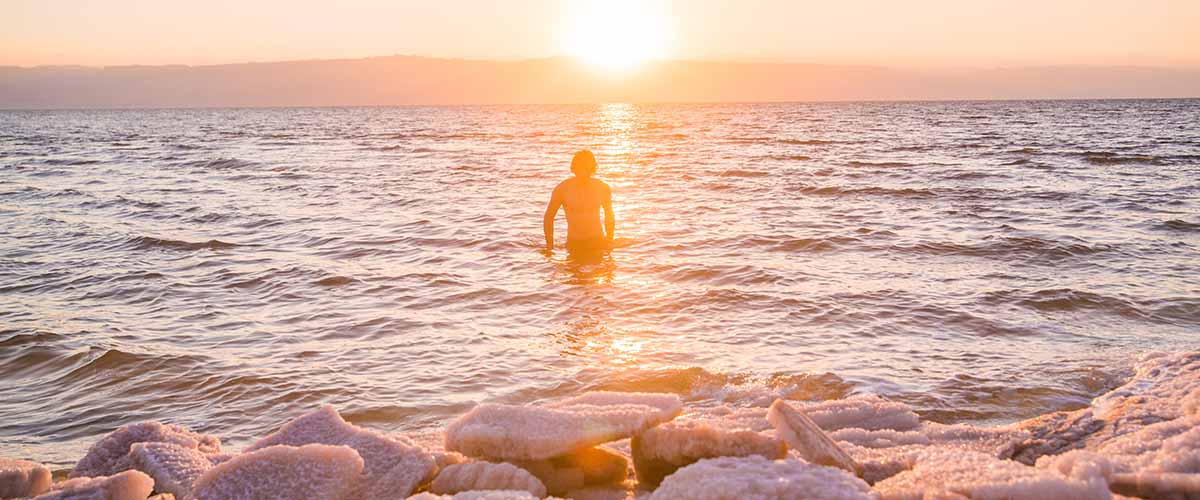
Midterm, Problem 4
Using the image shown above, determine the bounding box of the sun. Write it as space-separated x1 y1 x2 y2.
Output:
563 0 672 73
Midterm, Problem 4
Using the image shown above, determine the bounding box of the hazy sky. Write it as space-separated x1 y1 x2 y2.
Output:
3 0 1198 68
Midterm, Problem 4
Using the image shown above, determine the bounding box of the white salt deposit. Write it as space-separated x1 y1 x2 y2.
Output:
873 450 1110 500
512 446 629 496
446 392 682 460
0 457 52 498
408 491 560 500
71 422 221 478
247 405 435 499
127 442 216 499
1015 351 1200 463
649 456 875 500
768 399 861 476
631 419 784 486
430 462 547 498
34 470 154 500
190 444 363 500
804 396 922 433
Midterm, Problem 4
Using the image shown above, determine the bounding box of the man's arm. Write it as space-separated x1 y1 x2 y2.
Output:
602 184 615 242
543 186 563 250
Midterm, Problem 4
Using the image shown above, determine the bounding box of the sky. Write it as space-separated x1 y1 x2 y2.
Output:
2 0 1199 69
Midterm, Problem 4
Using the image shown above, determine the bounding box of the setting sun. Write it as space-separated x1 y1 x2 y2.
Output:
563 0 671 73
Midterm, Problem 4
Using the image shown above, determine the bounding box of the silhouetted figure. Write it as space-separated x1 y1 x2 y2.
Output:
543 150 614 257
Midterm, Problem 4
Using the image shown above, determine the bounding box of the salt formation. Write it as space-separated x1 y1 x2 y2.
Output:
71 422 221 478
1014 351 1200 463
512 446 629 496
0 458 52 498
409 491 559 500
873 449 1110 500
247 405 435 499
804 396 921 432
430 462 547 497
127 442 220 499
648 456 875 500
33 470 154 500
631 419 785 486
768 399 861 476
446 392 682 460
190 444 363 500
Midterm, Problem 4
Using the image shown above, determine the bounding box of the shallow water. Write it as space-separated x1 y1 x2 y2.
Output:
1 100 1198 465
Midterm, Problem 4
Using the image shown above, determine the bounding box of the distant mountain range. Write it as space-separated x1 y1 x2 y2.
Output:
1 55 1197 109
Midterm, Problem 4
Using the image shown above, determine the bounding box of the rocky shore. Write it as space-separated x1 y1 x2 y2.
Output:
2 351 1197 500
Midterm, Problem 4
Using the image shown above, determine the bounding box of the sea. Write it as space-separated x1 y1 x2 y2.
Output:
1 100 1198 466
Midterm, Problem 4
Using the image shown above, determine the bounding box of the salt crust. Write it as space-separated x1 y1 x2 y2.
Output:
127 442 221 499
768 399 861 476
1014 351 1200 463
446 392 682 461
409 491 563 500
33 470 154 500
191 444 363 500
648 456 875 500
430 462 547 497
512 446 629 495
874 449 1110 500
0 457 52 498
71 422 221 478
631 419 783 486
247 404 435 499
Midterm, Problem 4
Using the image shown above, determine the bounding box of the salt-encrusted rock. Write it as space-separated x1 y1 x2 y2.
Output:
648 456 875 500
148 495 176 500
247 405 435 499
71 421 221 478
191 444 363 500
408 491 556 500
33 470 154 500
631 419 784 486
1110 472 1200 499
560 486 639 500
511 446 628 495
1014 351 1200 463
804 396 921 432
873 450 1110 500
430 462 546 497
446 392 682 461
768 399 861 476
1 457 52 498
127 442 215 499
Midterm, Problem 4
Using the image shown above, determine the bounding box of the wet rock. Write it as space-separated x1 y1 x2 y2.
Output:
247 405 435 499
631 419 784 487
768 399 861 476
649 456 875 500
430 462 546 498
127 442 216 499
446 392 681 461
0 457 52 498
511 446 629 496
33 470 154 500
873 449 1109 500
71 422 221 478
191 444 363 500
1110 472 1200 499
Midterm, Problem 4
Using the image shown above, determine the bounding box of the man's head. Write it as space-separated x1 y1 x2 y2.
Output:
571 150 598 178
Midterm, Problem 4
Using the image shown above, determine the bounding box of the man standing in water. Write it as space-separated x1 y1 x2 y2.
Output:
544 150 614 256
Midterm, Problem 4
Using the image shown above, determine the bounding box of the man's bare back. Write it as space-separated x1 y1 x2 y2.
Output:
544 150 614 254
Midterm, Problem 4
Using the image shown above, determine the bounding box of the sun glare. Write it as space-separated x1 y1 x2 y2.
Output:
563 0 671 73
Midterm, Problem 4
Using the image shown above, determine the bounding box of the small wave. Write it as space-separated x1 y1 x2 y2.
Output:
795 185 937 198
778 139 843 146
1158 219 1200 232
980 288 1147 318
895 235 1111 260
178 158 257 170
847 161 915 168
1078 151 1162 166
315 276 356 287
127 236 241 251
718 169 770 178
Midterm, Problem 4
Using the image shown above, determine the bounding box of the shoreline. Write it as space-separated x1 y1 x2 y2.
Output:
6 350 1197 499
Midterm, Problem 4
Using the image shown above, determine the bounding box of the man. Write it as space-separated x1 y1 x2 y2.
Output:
543 150 614 256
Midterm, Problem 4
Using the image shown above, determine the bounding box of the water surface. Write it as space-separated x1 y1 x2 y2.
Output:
2 100 1198 464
